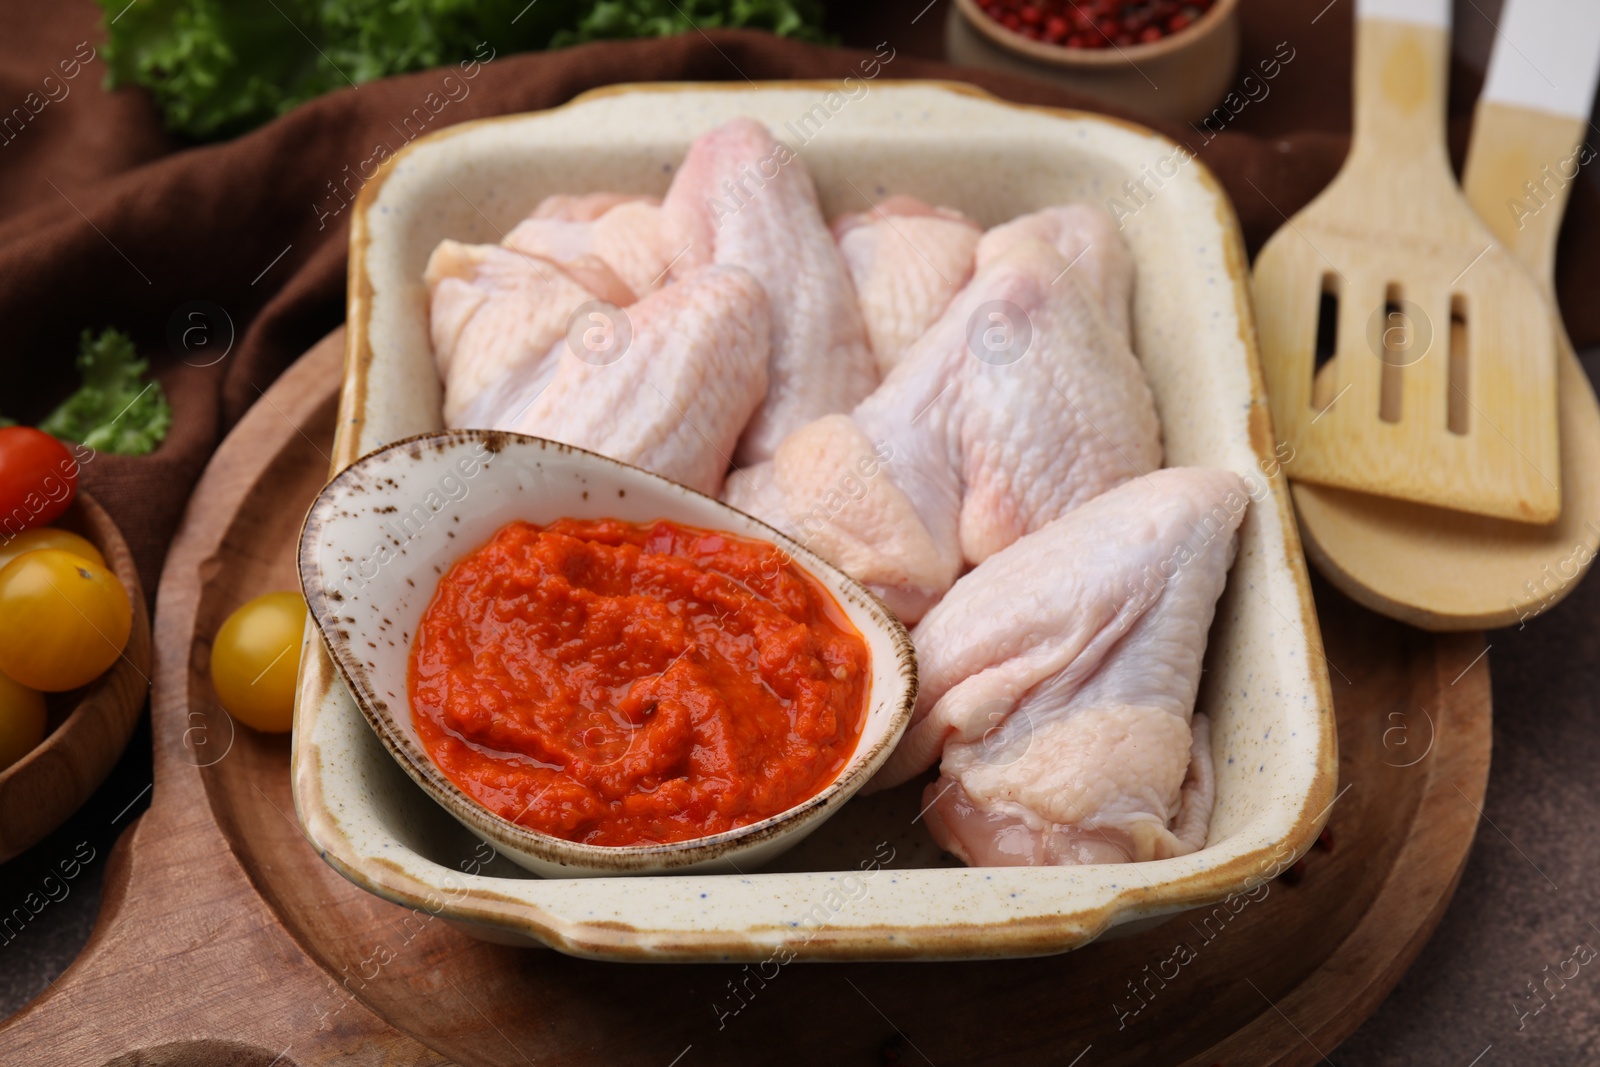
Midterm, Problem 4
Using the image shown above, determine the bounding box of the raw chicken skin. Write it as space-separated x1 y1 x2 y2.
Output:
875 234 1158 565
531 192 654 222
429 191 677 429
727 415 958 622
426 241 598 427
873 467 1247 866
976 204 1136 344
725 225 1159 621
505 197 673 299
662 118 877 464
831 195 968 238
501 217 593 263
833 196 981 373
500 265 770 497
590 201 675 296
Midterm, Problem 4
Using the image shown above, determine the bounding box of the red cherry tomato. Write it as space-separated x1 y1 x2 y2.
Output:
0 427 78 534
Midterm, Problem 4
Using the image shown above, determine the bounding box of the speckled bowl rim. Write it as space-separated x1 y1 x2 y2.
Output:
291 79 1339 962
298 428 918 874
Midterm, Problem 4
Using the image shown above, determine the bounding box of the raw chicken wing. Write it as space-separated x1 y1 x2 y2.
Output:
531 192 654 222
977 204 1135 344
500 265 770 497
833 196 981 373
429 192 679 428
505 196 673 300
426 241 599 427
874 467 1247 866
726 223 1158 621
663 118 877 464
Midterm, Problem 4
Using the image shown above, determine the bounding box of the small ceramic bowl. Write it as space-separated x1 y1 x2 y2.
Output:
946 0 1241 123
0 492 151 861
297 430 917 878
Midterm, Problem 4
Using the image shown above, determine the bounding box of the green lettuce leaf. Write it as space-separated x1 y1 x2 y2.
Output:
554 0 829 44
94 0 828 140
38 329 173 456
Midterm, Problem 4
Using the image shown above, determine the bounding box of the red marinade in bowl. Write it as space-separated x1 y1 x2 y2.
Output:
410 517 869 847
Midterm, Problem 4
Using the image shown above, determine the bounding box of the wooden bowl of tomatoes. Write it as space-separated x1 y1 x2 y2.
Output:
0 428 150 862
946 0 1241 124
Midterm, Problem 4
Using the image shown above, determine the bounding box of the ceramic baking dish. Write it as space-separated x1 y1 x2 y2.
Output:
290 80 1336 962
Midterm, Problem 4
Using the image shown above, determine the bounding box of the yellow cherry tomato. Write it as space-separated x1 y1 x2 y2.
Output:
210 592 307 733
0 549 132 692
0 669 47 772
0 527 105 572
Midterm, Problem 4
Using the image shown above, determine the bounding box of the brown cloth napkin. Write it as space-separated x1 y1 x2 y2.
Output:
2 1 1597 595
7 5 1600 1064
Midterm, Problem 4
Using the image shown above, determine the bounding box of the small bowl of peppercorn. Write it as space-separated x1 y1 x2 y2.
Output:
946 0 1240 124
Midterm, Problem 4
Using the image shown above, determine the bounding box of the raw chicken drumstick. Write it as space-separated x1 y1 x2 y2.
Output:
833 196 982 374
662 118 878 465
873 467 1247 866
725 208 1159 622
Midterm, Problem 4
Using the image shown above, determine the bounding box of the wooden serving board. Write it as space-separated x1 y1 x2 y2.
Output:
0 331 1492 1066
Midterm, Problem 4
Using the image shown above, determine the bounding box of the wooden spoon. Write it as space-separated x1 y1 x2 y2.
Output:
1292 0 1600 631
1253 0 1559 522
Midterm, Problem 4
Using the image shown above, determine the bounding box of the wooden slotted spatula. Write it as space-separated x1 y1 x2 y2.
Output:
1254 0 1559 523
1291 0 1600 630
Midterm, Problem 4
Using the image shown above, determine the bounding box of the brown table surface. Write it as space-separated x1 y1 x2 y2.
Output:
3 2 1600 1064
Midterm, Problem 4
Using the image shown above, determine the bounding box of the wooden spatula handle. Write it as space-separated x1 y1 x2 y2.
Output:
1351 0 1452 167
1357 0 1449 20
1463 105 1586 283
1464 0 1600 284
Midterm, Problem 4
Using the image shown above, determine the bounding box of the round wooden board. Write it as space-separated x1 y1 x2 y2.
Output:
0 332 1492 1066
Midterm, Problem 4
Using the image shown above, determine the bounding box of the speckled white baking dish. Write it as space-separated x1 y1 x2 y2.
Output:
291 81 1336 962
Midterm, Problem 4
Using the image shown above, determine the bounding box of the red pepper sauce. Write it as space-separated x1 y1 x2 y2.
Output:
409 518 870 847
